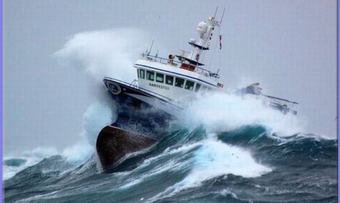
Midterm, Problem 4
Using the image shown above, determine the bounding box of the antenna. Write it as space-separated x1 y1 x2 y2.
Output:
219 7 226 25
214 6 219 18
148 40 154 55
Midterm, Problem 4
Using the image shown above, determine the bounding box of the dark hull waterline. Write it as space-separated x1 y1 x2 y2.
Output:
96 126 156 172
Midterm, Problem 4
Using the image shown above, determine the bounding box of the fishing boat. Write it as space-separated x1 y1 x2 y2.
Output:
96 11 298 172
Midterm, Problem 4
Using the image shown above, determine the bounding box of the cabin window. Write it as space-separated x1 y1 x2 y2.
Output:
175 77 185 88
195 83 201 92
166 75 174 85
156 73 164 83
140 69 145 79
146 70 155 81
185 80 195 90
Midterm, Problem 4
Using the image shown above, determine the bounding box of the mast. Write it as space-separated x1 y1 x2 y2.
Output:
176 15 220 69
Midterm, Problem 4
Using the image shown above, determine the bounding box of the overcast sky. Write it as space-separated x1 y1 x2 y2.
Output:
3 0 337 154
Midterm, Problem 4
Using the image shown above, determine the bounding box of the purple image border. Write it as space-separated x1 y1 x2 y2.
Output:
1 0 3 201
337 0 339 202
0 0 338 203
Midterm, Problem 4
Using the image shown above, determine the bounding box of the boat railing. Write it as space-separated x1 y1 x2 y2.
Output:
195 67 220 79
262 94 298 105
141 53 180 65
141 53 220 79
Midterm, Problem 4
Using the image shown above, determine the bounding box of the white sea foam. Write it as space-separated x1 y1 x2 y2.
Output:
148 138 271 202
189 139 271 181
81 102 116 145
61 101 116 165
61 142 93 164
181 92 304 136
118 142 200 190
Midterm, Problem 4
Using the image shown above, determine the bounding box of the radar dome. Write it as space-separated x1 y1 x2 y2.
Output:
196 21 208 34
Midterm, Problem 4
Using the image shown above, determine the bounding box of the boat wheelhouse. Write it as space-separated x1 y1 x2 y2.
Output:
104 14 226 115
133 16 224 103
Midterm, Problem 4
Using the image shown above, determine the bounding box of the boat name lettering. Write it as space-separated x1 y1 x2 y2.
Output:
149 83 170 90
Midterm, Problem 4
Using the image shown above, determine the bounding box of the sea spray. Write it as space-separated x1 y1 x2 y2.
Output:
54 28 149 83
50 28 149 165
60 101 117 166
181 92 304 135
81 102 116 145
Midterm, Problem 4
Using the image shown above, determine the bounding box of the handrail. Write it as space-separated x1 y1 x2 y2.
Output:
142 53 181 65
141 53 220 79
262 94 298 105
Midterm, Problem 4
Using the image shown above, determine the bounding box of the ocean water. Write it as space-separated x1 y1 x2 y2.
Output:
4 121 337 202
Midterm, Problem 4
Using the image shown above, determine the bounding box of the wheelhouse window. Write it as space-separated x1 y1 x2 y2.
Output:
166 75 174 85
195 83 201 92
175 77 185 88
139 69 145 79
146 70 155 81
156 73 164 83
185 80 195 90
